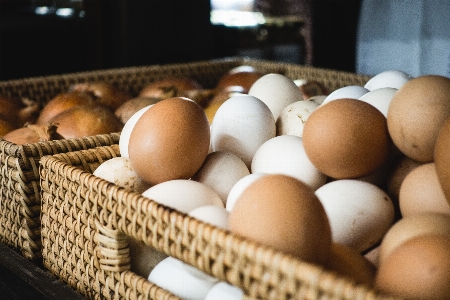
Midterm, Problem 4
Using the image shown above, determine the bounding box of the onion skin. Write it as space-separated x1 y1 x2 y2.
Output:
139 77 203 99
70 82 132 111
49 104 124 139
37 91 95 125
2 123 63 144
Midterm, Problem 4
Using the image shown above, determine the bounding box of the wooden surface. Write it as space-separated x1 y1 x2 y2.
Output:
0 242 87 300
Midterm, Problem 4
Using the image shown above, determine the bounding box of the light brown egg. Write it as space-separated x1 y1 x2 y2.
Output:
326 242 376 287
399 162 450 217
387 75 450 162
435 116 450 204
378 212 450 264
228 174 332 265
302 98 391 179
128 97 210 186
375 234 450 300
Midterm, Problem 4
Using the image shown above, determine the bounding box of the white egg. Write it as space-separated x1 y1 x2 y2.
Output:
188 205 229 230
322 85 369 105
142 179 223 214
251 135 327 191
276 100 320 137
315 179 395 253
119 104 152 157
210 95 276 168
93 157 151 193
248 73 303 120
192 151 250 205
364 70 413 91
204 281 244 300
148 256 217 300
359 87 398 117
226 173 267 212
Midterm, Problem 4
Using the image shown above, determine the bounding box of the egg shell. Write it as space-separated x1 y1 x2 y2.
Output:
142 179 223 214
204 281 244 300
326 242 376 287
192 151 250 205
226 173 267 212
378 212 450 265
251 135 327 191
276 99 320 137
128 97 210 185
364 70 412 91
210 95 276 168
248 73 303 120
314 179 395 253
321 85 369 105
302 98 391 179
148 256 217 300
399 162 450 217
387 75 450 162
119 104 152 158
358 87 397 118
93 157 151 193
435 116 450 203
229 174 332 265
375 235 450 299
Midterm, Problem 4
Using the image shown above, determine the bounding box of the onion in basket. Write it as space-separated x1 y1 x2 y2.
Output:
2 123 63 144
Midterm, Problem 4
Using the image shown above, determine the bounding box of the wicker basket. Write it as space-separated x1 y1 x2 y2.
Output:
40 145 399 300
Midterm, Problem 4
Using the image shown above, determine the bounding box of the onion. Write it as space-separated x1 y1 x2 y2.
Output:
0 96 41 127
37 91 95 125
115 97 162 124
139 77 203 99
70 81 132 111
0 117 19 138
2 123 63 144
49 104 124 139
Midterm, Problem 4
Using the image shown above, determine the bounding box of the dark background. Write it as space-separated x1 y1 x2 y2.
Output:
0 0 362 81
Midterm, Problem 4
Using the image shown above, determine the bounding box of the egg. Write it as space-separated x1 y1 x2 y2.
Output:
192 151 250 205
321 85 369 105
378 212 450 264
435 116 450 203
128 237 167 278
188 205 229 230
358 87 397 118
399 162 450 217
142 179 223 214
204 281 244 300
229 174 332 265
248 73 303 120
128 97 210 185
276 99 320 137
364 70 412 91
375 234 450 300
387 75 450 162
386 155 423 204
314 179 395 253
210 95 276 168
251 135 327 190
302 98 391 179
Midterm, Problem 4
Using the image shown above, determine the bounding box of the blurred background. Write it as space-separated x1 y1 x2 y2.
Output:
0 0 362 81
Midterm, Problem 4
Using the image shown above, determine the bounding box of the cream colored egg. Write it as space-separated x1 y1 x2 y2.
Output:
276 99 320 137
248 73 303 120
226 173 267 212
192 151 250 205
315 179 395 252
210 95 276 168
359 87 398 117
251 135 327 190
321 85 369 105
142 179 223 214
188 205 229 230
364 70 412 91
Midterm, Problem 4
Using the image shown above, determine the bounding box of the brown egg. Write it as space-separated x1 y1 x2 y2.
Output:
387 75 450 162
302 98 391 179
435 116 450 203
128 97 210 186
375 234 450 300
399 163 450 217
387 155 422 205
228 174 332 265
326 242 376 287
378 212 450 264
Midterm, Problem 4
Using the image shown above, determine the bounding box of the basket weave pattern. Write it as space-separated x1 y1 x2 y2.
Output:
40 144 399 300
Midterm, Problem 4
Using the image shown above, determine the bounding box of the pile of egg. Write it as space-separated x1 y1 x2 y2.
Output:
94 66 450 300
